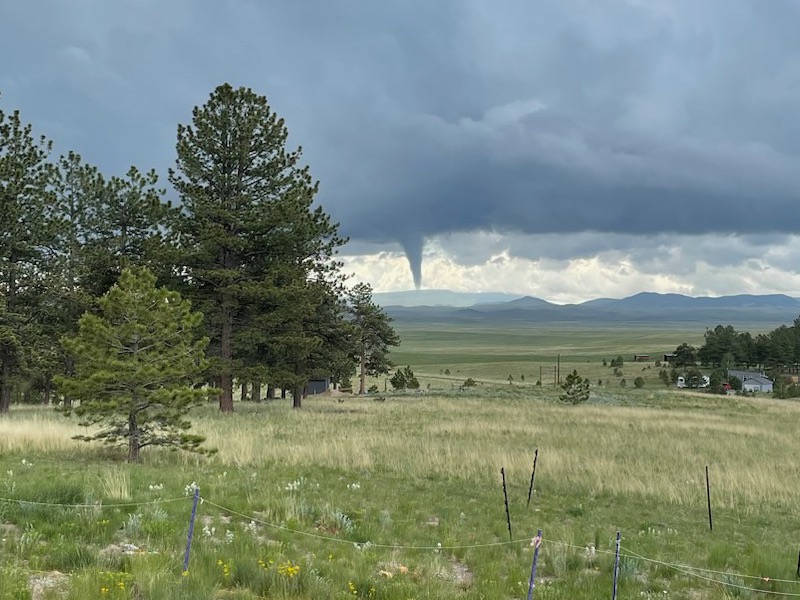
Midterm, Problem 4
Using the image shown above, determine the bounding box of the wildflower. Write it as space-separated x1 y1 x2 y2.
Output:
148 483 164 491
347 482 361 490
277 560 300 578
184 481 199 496
225 529 234 544
217 559 230 578
285 478 304 491
182 570 189 577
202 525 216 538
6 470 12 477
244 520 258 536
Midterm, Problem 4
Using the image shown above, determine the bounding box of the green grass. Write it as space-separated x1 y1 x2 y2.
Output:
385 322 710 390
0 322 797 599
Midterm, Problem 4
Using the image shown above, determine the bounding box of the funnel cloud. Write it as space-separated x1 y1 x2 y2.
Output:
400 235 424 290
2 0 800 290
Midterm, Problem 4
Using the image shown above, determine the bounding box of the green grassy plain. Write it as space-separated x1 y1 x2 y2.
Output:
388 321 708 389
1 322 798 599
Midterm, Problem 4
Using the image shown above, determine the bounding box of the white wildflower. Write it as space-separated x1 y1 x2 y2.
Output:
244 520 258 536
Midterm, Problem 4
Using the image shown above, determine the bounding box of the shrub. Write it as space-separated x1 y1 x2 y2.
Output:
390 366 419 390
634 377 645 389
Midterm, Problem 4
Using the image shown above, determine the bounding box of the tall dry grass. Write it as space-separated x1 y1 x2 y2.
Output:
4 389 799 510
194 391 800 510
0 408 84 454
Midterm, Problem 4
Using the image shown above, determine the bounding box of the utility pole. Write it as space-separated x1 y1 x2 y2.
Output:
557 353 561 385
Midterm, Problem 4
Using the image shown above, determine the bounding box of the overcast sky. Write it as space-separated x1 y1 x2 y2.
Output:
3 0 800 303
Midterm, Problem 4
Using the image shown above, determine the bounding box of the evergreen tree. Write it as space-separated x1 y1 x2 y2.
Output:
559 370 590 405
40 152 107 405
346 282 400 395
170 84 345 412
57 268 211 462
83 166 172 298
391 366 418 390
0 100 55 412
673 343 697 367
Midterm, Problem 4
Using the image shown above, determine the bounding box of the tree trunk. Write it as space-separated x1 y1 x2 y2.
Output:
0 357 11 413
220 373 233 412
292 385 302 409
219 303 234 412
43 383 51 406
252 382 261 403
267 384 275 399
1 263 16 414
240 382 248 402
127 412 140 462
359 350 367 395
62 355 75 408
281 388 286 399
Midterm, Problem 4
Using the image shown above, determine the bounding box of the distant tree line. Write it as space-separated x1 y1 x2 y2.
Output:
670 320 800 371
666 319 800 397
0 85 400 417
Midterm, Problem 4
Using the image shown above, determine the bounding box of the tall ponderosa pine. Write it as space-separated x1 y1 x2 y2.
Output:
347 282 400 394
39 152 107 403
170 84 346 412
84 166 172 298
57 268 211 462
0 102 55 413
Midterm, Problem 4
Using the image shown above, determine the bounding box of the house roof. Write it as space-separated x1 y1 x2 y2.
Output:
742 375 773 386
727 370 773 385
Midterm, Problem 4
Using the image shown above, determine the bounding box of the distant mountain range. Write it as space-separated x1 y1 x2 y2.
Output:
372 289 520 307
374 290 800 326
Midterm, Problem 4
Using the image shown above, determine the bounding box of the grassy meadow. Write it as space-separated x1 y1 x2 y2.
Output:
2 322 800 599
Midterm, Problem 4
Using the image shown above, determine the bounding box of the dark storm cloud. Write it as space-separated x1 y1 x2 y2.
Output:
2 0 800 287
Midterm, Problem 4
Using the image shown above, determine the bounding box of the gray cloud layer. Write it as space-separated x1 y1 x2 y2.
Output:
2 1 800 287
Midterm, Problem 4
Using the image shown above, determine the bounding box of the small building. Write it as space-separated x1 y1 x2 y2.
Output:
303 378 331 396
727 370 773 393
663 353 676 363
633 354 650 362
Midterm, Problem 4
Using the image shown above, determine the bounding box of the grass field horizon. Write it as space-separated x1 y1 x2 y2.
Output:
2 321 798 599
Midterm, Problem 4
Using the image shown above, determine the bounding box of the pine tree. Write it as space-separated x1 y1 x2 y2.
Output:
559 370 590 405
57 268 211 462
0 100 55 412
346 282 400 395
84 166 172 298
170 84 346 412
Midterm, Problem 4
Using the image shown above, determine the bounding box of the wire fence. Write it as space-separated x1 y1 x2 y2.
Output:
2 491 800 597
